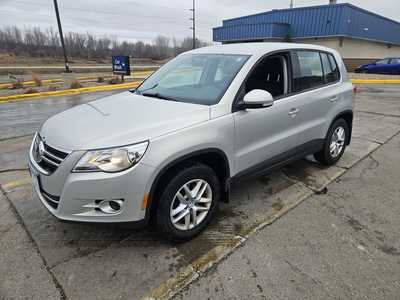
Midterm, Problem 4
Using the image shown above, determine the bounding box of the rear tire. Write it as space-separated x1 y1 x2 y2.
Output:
314 119 349 166
156 163 220 241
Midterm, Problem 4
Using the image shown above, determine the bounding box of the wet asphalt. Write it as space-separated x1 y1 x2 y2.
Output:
0 85 399 299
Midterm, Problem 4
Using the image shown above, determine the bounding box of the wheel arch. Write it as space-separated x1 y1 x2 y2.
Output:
146 148 231 223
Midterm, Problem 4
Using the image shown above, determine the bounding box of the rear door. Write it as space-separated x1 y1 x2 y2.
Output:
288 50 341 147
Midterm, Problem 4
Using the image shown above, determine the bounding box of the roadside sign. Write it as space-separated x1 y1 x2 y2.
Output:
112 56 131 76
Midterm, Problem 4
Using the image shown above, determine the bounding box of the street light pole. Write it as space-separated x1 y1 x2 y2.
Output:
190 0 196 49
53 0 70 73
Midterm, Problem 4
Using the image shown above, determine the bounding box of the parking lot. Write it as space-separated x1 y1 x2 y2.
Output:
1 85 400 299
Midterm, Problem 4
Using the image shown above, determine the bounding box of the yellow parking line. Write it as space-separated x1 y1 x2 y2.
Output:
351 79 400 84
0 81 142 103
2 177 32 190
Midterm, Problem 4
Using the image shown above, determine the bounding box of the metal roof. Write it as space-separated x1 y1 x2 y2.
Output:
185 42 336 56
213 3 400 46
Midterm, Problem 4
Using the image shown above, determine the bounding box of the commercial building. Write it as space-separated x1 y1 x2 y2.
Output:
213 3 400 70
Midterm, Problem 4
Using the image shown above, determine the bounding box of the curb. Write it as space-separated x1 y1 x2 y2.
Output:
0 81 141 103
351 79 400 84
0 71 152 90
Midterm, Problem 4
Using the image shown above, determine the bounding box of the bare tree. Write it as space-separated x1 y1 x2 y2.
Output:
0 26 209 61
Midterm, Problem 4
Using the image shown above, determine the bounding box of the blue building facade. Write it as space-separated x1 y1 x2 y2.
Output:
213 3 400 46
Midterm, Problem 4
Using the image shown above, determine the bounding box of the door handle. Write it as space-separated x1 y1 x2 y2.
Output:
329 96 339 102
288 108 300 116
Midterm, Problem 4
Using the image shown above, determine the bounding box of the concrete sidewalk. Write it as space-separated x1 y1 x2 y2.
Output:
177 132 400 299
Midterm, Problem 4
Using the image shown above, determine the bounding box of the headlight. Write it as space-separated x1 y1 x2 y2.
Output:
73 141 149 173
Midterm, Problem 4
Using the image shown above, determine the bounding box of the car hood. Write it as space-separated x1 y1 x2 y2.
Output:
40 92 210 150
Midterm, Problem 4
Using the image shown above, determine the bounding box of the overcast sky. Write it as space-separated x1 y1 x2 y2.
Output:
0 0 399 43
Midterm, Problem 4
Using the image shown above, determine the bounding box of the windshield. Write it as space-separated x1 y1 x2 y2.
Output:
135 54 249 105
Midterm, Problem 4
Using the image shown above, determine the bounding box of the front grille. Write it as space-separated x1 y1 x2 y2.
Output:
33 135 69 174
37 177 60 209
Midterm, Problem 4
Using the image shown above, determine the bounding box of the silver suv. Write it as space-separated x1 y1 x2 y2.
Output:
29 43 354 240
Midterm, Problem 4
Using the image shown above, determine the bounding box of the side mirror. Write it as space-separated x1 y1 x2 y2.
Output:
240 89 274 109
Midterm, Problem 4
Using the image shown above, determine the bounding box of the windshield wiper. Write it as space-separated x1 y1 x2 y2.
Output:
135 83 158 95
142 92 177 102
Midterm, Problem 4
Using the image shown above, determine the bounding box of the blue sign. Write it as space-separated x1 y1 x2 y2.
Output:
112 56 131 76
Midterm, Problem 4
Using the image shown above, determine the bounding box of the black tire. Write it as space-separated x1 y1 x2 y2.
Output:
314 118 349 166
156 163 221 241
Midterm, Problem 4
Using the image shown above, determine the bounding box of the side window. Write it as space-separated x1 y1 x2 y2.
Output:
244 55 287 98
321 52 340 84
375 59 390 65
390 58 400 64
292 51 324 92
320 53 334 84
328 54 340 82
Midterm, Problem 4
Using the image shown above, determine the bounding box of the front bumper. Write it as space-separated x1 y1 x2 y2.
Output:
28 139 155 224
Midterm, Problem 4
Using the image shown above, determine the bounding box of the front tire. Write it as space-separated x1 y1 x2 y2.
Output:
314 119 349 166
156 163 221 241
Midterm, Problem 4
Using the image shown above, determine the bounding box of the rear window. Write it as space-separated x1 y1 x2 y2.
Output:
321 52 340 84
328 54 340 82
292 51 324 92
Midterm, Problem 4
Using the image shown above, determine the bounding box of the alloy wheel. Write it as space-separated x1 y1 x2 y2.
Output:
330 126 346 158
170 179 212 231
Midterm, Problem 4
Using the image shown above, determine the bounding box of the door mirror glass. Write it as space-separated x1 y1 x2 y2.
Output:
242 89 274 109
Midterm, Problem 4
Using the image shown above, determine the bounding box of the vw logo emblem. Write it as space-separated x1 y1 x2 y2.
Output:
38 141 45 158
33 138 45 163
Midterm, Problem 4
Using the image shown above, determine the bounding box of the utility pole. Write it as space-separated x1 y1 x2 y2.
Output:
53 0 70 73
190 0 196 49
290 0 294 9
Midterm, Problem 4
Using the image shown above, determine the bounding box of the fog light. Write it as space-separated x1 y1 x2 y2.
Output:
99 200 123 214
109 201 121 211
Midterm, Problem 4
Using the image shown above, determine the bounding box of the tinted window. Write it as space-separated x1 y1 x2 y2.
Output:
390 58 400 64
328 54 340 82
245 56 286 98
321 53 334 83
292 51 324 92
376 59 390 65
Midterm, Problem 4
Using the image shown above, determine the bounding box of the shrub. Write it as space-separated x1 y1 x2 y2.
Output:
11 79 23 89
24 88 39 94
70 80 82 89
31 72 42 86
108 77 122 85
97 76 105 83
48 85 58 91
